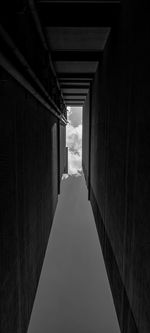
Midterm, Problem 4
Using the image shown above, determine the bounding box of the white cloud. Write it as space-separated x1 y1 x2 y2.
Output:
67 106 72 117
66 123 82 176
67 106 82 128
61 107 83 179
62 174 69 180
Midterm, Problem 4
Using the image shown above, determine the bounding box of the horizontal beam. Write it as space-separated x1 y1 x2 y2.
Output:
40 1 119 2
64 99 86 102
64 97 86 100
66 102 84 105
64 95 86 99
0 25 67 125
63 92 87 96
58 73 93 80
62 90 89 96
64 95 87 100
67 101 84 103
0 52 67 125
28 0 65 105
65 101 86 103
51 51 103 62
59 80 92 86
61 86 90 91
37 2 121 27
60 86 90 91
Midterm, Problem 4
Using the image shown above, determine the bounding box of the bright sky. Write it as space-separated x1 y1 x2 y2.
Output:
63 106 83 178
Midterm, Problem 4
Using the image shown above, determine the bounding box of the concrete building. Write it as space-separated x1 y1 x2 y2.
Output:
64 147 68 174
0 1 150 333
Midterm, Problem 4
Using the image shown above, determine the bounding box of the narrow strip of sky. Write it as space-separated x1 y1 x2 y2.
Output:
63 106 83 178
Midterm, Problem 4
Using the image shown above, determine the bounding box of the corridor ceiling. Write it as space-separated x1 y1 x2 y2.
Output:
36 0 120 106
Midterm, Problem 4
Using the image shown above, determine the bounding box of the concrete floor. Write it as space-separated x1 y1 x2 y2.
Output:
27 175 120 333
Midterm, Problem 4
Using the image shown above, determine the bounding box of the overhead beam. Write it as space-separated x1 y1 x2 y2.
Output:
64 98 86 102
58 73 94 80
66 102 84 106
63 93 87 96
51 51 103 62
60 85 90 90
54 61 98 73
0 25 67 125
66 103 84 106
63 96 87 101
39 0 118 4
37 2 121 27
60 81 90 86
64 97 87 100
62 88 89 95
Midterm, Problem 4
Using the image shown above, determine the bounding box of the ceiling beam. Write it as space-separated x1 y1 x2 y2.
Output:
60 84 90 89
58 73 93 80
62 88 89 94
63 93 87 96
66 102 84 106
37 2 121 27
51 51 103 62
63 96 87 101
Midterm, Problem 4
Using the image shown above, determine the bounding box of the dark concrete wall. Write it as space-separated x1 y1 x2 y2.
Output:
1 3 67 331
82 93 90 187
83 0 150 332
0 68 59 333
0 0 65 112
1 1 50 98
60 124 66 179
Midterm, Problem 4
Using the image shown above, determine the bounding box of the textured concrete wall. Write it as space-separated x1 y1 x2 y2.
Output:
0 0 64 111
90 186 137 333
84 0 150 332
1 2 67 331
0 69 59 333
1 1 50 96
82 93 90 187
60 124 66 179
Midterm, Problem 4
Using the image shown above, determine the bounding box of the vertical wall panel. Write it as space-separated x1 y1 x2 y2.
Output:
0 71 59 333
83 0 150 332
82 93 90 187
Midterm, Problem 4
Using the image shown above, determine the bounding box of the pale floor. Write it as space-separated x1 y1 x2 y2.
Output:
28 174 120 333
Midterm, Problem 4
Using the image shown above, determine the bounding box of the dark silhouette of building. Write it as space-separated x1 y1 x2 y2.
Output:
0 1 150 332
64 147 68 174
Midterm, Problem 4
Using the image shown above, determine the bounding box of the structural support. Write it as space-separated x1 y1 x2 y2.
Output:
28 0 65 101
51 51 103 62
57 119 61 194
0 24 67 125
37 1 121 27
0 51 67 125
88 83 92 200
